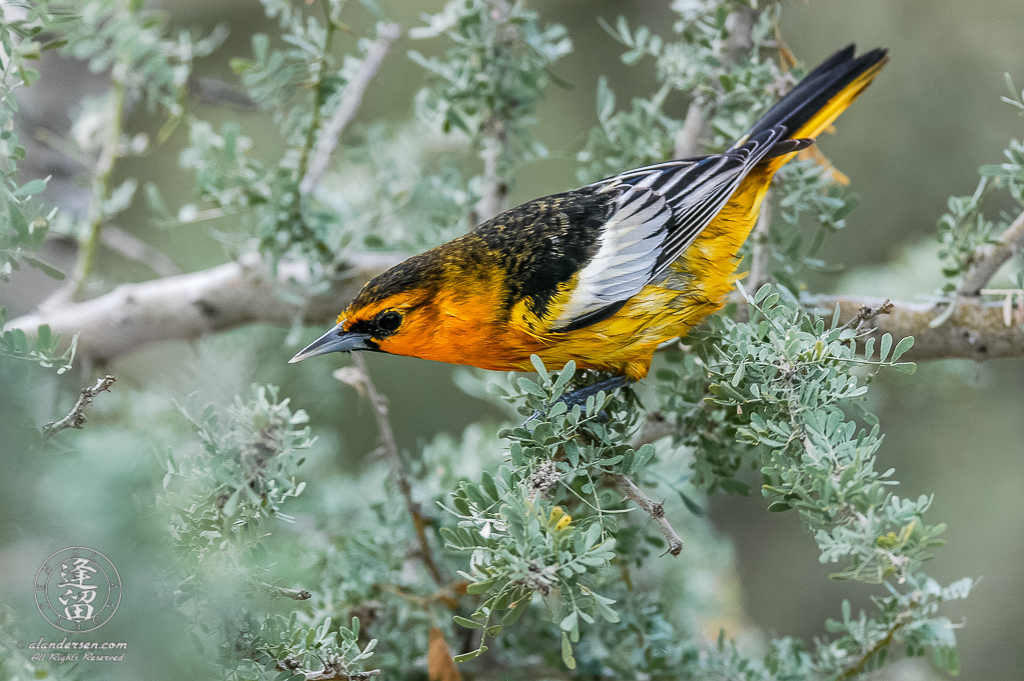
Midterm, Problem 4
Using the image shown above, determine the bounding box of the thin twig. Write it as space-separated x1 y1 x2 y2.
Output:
101 225 180 277
276 658 381 681
350 353 445 585
473 0 513 224
475 125 510 223
612 475 683 556
261 582 312 601
52 66 127 307
837 298 893 332
960 210 1024 296
837 610 912 680
746 189 773 293
295 0 338 196
300 23 402 196
41 375 116 440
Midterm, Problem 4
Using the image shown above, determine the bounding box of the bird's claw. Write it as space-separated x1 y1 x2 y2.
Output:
520 375 631 427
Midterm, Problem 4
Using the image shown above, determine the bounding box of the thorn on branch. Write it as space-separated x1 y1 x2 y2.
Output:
41 375 116 441
612 474 684 556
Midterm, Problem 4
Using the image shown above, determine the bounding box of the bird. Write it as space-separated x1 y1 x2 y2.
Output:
290 45 888 401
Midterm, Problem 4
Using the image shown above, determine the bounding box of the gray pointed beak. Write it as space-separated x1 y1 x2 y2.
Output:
288 323 373 363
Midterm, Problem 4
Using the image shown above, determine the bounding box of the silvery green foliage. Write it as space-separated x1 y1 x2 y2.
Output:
430 283 968 676
159 385 379 679
169 0 396 263
0 1 982 678
0 2 72 369
409 0 572 180
2 0 226 370
936 76 1024 294
60 0 227 122
332 122 479 251
58 0 227 230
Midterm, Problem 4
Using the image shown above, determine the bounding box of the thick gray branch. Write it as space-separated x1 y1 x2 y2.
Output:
10 253 1024 366
959 211 1024 296
816 295 1024 361
8 252 403 365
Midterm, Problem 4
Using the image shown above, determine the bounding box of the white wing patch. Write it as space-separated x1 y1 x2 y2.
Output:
552 186 670 327
550 125 787 332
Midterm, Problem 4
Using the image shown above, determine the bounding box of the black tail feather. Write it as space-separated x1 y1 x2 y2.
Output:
746 44 888 142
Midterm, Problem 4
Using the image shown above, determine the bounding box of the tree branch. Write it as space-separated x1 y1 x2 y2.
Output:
837 609 912 680
745 189 773 293
816 295 1024 361
837 298 893 332
101 225 180 277
350 354 445 586
673 101 706 159
261 582 312 601
41 375 116 440
612 474 684 556
472 0 513 224
960 210 1024 296
8 252 403 365
300 23 402 196
11 251 1024 365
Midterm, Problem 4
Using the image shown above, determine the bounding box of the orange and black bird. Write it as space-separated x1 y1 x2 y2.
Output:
290 45 888 399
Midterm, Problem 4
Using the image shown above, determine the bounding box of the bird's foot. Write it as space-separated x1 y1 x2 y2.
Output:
524 375 631 424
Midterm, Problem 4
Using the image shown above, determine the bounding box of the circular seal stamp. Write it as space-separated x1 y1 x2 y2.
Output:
34 547 121 633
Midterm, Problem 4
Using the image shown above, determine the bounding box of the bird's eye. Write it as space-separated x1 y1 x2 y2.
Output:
376 310 402 332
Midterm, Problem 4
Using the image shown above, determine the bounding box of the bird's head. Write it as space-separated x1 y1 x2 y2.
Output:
288 254 442 364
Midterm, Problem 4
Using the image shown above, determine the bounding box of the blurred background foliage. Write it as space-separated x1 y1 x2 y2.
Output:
1 0 1023 680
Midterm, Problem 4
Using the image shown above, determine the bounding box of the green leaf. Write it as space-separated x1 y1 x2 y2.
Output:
14 178 47 196
890 336 914 362
560 632 576 669
675 486 705 516
8 204 29 239
879 333 893 362
503 603 527 625
23 256 65 280
481 471 499 502
559 610 577 632
466 577 498 594
453 616 484 629
517 377 547 398
631 443 654 473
